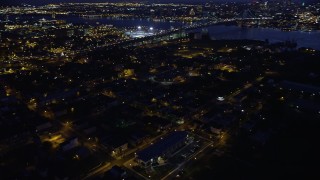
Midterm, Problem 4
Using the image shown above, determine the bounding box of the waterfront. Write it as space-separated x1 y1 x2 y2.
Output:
3 14 320 49
3 14 185 29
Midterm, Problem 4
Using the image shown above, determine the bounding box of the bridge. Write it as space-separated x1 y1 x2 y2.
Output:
81 14 103 18
81 19 223 53
80 12 272 54
233 9 273 20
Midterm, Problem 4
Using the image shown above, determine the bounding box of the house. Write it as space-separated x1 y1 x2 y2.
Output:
35 122 52 132
157 119 172 132
210 127 222 135
75 147 91 159
129 131 149 146
102 136 128 157
38 88 79 106
60 137 80 152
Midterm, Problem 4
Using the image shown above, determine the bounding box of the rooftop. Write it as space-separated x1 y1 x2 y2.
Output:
137 131 188 162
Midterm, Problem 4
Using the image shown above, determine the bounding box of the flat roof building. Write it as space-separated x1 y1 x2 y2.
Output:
136 131 188 167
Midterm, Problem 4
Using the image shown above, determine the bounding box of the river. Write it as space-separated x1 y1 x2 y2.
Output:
205 25 320 49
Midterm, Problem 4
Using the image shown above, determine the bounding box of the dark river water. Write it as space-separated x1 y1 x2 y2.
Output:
205 25 320 49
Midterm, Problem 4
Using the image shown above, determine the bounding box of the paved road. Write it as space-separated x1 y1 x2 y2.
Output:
82 132 166 179
161 141 214 180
